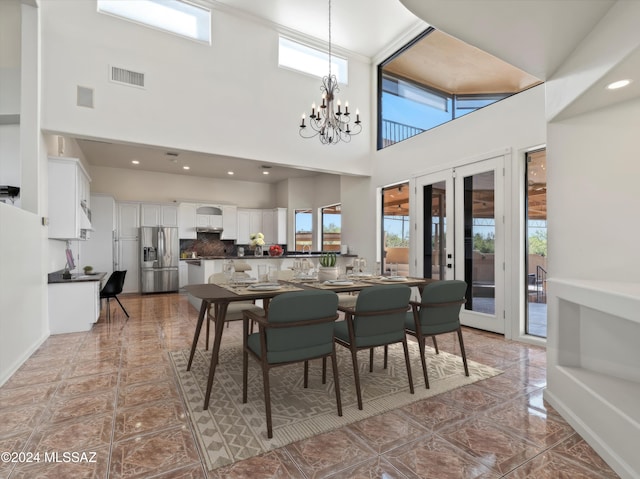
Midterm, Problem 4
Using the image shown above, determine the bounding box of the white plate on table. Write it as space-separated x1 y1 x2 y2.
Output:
324 280 354 286
382 276 407 282
247 283 282 291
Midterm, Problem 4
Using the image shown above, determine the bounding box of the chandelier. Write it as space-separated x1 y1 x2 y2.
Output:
299 0 362 145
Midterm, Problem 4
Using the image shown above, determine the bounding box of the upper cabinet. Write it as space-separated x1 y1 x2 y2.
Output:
237 207 286 244
178 203 238 239
48 157 93 240
117 202 140 239
178 203 197 239
195 205 223 231
221 205 237 240
140 203 178 227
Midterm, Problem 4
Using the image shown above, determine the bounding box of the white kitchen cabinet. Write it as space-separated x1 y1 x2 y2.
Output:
48 156 92 240
116 238 139 293
179 261 188 288
237 208 263 244
178 203 197 239
49 280 101 333
117 202 140 239
141 203 178 227
221 205 237 240
196 205 223 231
262 208 287 244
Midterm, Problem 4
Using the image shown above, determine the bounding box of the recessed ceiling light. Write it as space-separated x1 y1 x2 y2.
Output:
607 79 631 90
131 160 140 165
166 151 179 157
262 165 272 175
262 170 270 175
182 165 190 170
227 171 234 175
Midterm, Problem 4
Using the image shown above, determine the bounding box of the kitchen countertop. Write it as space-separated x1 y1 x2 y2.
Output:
48 271 107 284
185 254 356 266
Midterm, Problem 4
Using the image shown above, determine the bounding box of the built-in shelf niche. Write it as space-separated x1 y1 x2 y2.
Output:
545 278 640 479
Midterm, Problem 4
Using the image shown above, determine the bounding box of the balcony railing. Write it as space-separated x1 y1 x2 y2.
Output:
381 119 425 147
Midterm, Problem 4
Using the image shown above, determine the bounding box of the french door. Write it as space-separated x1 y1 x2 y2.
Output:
414 156 505 333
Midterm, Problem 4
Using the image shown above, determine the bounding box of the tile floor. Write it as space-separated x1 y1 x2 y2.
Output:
0 292 620 479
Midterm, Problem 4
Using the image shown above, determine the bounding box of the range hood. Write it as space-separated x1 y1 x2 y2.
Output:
196 205 223 233
196 226 223 233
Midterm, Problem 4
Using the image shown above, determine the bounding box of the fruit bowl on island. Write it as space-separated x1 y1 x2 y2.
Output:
268 245 284 256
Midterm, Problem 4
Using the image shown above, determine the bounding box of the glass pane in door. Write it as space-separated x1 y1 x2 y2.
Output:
525 149 547 337
463 171 495 314
382 183 409 276
424 181 447 279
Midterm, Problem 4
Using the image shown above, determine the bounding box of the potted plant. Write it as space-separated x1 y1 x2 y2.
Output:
318 252 338 281
83 265 93 275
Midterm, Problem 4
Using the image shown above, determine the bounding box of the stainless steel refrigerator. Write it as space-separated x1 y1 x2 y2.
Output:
140 226 179 293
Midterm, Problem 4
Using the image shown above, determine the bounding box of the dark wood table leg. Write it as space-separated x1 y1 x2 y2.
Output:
204 302 228 410
187 299 209 371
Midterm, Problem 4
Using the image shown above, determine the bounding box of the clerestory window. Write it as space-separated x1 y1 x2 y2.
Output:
279 37 348 84
97 0 211 44
378 28 541 149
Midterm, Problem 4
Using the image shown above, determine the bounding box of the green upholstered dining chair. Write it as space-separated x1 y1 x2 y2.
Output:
242 290 341 438
333 284 413 410
406 279 469 389
205 273 264 349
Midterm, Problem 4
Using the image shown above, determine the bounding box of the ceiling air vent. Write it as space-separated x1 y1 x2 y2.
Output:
110 66 145 88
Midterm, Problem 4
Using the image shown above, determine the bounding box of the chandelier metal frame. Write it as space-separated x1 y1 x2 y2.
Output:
299 0 362 145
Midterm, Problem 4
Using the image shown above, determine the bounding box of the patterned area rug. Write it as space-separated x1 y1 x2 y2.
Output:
169 339 501 471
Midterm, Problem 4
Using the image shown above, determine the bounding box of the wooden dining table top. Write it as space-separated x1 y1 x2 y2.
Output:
184 276 436 302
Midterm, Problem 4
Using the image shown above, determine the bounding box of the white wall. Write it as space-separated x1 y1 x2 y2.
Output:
548 100 640 281
0 0 51 386
87 165 275 207
0 199 48 385
39 1 372 177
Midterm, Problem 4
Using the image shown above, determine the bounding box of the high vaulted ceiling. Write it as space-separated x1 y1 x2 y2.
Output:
76 0 630 182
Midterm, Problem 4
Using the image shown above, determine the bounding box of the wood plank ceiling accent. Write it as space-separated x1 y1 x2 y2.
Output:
384 29 542 95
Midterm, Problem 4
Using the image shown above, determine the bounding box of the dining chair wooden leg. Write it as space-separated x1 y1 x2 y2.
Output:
330 349 343 417
242 349 249 403
417 333 430 389
402 338 415 394
303 360 309 388
432 335 439 354
205 317 210 350
321 357 327 384
350 347 363 410
383 345 389 369
369 348 374 372
262 366 274 438
457 328 469 376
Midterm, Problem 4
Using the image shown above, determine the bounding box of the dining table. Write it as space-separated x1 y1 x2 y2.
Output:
185 276 436 409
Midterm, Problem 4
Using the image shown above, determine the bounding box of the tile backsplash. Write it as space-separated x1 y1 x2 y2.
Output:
180 233 236 258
